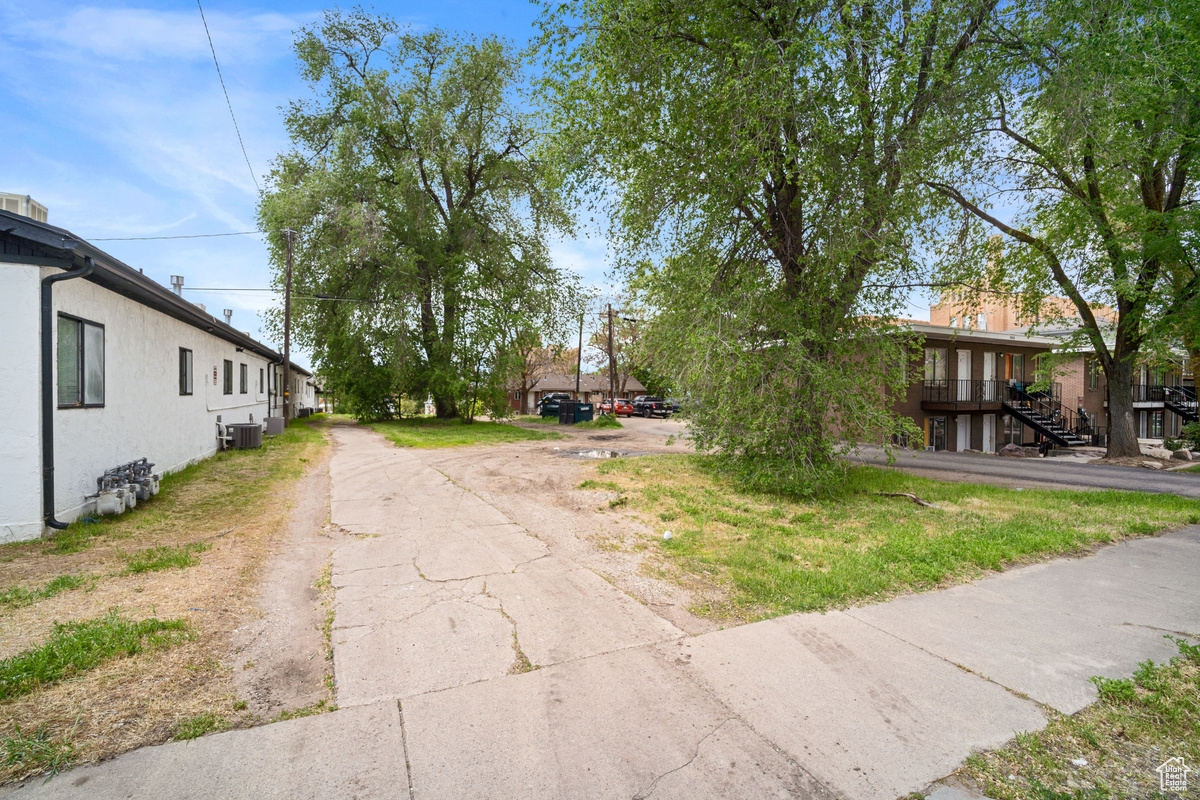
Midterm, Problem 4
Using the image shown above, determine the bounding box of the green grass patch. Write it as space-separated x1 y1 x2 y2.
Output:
2 725 74 779
0 574 92 609
573 414 623 430
173 712 229 741
275 699 336 722
1178 463 1200 474
0 611 191 701
961 637 1200 799
123 542 211 575
514 414 559 425
17 418 329 557
588 456 1200 620
368 417 562 448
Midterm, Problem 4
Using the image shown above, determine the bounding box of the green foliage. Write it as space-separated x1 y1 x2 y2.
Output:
538 0 996 493
2 725 74 779
0 574 91 609
367 417 562 449
173 713 228 741
0 612 191 701
590 456 1200 618
931 0 1200 458
123 542 211 575
964 638 1200 799
260 11 580 421
573 414 622 430
1183 422 1200 451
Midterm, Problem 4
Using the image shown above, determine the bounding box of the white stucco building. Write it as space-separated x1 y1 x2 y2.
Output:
1 209 316 543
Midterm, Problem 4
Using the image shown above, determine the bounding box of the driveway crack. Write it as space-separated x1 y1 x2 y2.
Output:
632 718 734 800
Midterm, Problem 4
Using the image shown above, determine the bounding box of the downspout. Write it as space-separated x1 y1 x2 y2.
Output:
267 354 284 420
42 256 95 529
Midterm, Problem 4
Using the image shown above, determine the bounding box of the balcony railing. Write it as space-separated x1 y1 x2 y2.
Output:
1132 384 1166 403
922 379 1007 407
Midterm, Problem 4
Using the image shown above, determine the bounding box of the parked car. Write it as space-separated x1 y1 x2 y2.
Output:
599 398 635 417
664 397 684 414
537 392 573 417
632 395 672 418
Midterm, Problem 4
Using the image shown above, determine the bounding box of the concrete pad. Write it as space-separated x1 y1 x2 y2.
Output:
333 578 484 628
413 529 542 581
486 557 681 666
3 702 404 800
333 535 422 576
334 598 513 705
402 645 834 800
674 611 1046 800
849 530 1200 713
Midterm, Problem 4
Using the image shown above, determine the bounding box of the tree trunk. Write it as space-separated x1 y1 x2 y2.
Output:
1105 356 1141 459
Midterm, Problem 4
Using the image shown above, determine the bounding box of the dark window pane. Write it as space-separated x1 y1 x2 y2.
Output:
240 363 248 394
57 316 80 406
180 348 193 395
223 360 233 395
83 323 104 405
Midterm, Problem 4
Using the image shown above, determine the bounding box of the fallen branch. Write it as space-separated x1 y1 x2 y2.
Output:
875 492 942 509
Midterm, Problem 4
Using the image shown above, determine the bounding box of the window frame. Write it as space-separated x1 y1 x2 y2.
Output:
223 360 233 395
239 363 248 394
179 347 194 396
56 313 105 409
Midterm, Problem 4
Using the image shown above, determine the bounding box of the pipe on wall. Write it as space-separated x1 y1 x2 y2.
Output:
41 256 95 529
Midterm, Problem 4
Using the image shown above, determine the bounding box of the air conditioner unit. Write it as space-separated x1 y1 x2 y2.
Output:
228 423 263 449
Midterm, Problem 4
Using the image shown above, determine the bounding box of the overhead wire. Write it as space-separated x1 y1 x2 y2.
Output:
196 0 261 194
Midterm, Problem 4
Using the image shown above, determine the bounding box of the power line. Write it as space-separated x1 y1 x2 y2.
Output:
90 230 268 242
196 0 261 194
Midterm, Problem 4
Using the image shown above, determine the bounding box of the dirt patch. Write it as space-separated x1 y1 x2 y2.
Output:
229 451 337 720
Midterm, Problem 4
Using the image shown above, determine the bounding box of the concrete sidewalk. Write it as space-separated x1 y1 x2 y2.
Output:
8 426 1198 800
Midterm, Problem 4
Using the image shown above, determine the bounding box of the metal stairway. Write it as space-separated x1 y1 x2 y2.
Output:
1003 385 1090 447
1164 386 1199 424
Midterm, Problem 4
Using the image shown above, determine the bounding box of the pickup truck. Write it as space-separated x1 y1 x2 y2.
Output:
537 392 573 417
631 395 672 419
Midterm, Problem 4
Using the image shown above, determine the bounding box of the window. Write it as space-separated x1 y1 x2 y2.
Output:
927 417 947 451
223 360 233 395
1150 410 1164 439
1010 353 1025 381
924 348 948 382
179 348 193 396
239 363 248 394
259 368 264 394
57 315 104 407
977 312 988 331
1087 357 1100 390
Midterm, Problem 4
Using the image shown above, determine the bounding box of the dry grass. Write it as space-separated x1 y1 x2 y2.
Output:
0 418 328 785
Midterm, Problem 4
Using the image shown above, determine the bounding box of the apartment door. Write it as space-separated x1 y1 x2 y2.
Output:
927 417 947 451
957 350 972 400
982 352 997 400
956 415 971 451
982 413 996 453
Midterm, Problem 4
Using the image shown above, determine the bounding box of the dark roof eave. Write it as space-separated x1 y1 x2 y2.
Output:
0 209 309 373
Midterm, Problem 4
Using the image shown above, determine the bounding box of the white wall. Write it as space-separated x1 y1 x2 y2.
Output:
0 261 279 542
0 265 45 542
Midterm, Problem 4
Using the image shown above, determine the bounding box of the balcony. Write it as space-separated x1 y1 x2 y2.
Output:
921 380 1007 411
1131 384 1166 404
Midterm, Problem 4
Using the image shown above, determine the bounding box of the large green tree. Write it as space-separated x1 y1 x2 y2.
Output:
929 0 1200 457
538 0 999 491
260 11 577 419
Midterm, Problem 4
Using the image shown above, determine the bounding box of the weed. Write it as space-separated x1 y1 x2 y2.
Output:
275 699 335 722
579 480 622 491
0 574 93 610
962 637 1200 799
123 542 211 575
232 700 248 711
173 713 228 741
0 611 191 701
573 414 623 430
2 725 74 779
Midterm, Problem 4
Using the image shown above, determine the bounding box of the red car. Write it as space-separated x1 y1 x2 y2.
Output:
599 398 635 416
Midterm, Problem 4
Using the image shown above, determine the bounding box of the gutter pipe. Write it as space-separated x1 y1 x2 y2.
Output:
42 256 95 529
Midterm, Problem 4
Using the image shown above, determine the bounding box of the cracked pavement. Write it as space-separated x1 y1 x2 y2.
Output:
10 424 1200 800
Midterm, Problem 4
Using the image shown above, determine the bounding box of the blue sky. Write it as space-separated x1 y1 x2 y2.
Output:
0 0 611 368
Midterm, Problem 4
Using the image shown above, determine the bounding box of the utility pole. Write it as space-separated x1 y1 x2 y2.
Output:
575 312 584 398
607 304 615 406
282 229 293 423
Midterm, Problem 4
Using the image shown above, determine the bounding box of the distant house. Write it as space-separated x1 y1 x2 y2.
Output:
0 207 315 543
512 373 647 413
